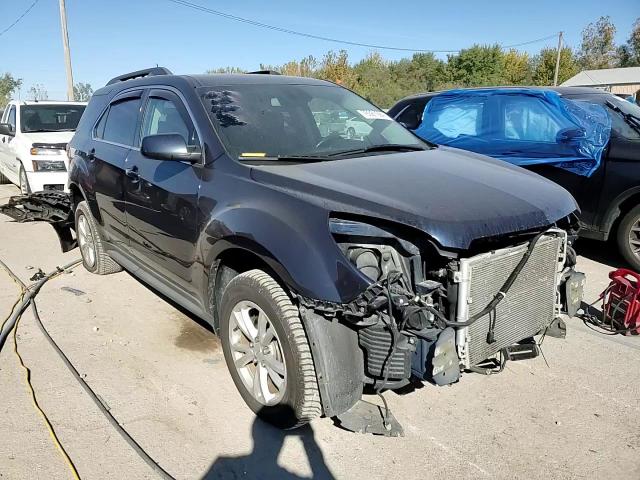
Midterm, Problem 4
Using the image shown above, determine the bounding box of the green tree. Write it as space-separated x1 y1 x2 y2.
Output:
502 49 532 85
28 84 48 101
619 18 640 67
579 16 619 69
206 66 246 74
73 82 93 101
351 52 397 107
0 73 22 108
532 47 579 85
317 50 355 87
445 44 506 87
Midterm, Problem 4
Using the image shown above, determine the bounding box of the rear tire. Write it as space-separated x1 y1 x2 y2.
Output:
219 269 321 429
617 204 640 271
75 201 122 275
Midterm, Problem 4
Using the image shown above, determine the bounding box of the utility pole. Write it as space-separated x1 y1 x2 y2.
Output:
553 31 563 87
58 0 74 101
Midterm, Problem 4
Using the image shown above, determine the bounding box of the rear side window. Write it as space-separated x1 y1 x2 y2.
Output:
431 101 484 138
100 97 141 146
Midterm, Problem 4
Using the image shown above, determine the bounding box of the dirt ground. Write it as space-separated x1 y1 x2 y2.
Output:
0 183 639 480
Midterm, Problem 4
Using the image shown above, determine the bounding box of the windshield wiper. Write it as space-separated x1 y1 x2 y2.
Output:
24 128 70 133
326 144 427 157
606 100 640 134
239 154 331 162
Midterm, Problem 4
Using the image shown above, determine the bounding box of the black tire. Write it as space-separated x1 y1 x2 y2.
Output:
219 269 321 429
617 204 640 271
19 165 30 195
75 201 122 275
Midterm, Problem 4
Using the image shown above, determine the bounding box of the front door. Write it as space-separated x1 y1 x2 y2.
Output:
0 105 19 183
124 88 202 297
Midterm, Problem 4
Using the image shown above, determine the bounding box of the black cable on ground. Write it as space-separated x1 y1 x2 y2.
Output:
29 300 176 480
0 259 176 480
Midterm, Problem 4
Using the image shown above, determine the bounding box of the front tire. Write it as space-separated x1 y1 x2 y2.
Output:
75 201 122 275
219 269 321 429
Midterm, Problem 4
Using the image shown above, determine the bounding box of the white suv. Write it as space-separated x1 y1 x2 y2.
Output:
0 100 86 193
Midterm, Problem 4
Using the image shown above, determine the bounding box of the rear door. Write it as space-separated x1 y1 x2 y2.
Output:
90 90 144 248
124 88 202 296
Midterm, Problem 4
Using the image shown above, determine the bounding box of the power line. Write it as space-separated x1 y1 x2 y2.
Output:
167 0 557 54
0 0 41 37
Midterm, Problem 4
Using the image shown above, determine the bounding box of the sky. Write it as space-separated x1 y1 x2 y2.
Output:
2 0 639 100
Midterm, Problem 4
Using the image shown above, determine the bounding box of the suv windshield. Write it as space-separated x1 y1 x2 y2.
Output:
20 104 86 133
200 83 425 159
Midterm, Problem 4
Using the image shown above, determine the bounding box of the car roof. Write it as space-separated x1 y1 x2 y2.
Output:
95 72 336 97
396 85 609 104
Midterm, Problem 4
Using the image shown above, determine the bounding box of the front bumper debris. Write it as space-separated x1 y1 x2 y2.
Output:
0 192 75 251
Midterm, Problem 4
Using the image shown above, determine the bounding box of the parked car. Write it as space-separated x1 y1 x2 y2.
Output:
344 116 373 139
0 100 87 193
61 68 582 429
389 87 640 269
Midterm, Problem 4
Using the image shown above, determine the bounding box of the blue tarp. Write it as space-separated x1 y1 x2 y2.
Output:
413 88 612 177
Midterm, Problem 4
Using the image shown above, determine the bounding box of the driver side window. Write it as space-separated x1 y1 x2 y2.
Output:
141 96 199 148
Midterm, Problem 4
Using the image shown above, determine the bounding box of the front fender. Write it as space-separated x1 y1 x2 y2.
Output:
199 203 370 303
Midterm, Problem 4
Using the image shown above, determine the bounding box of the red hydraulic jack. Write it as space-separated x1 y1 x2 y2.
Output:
601 269 640 335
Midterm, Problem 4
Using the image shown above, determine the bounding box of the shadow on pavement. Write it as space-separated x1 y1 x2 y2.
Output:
574 237 626 269
202 414 335 480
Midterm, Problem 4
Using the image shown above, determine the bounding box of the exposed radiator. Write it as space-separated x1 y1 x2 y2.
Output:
455 233 563 367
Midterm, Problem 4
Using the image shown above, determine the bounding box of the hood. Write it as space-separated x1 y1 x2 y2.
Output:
22 131 75 145
249 147 578 250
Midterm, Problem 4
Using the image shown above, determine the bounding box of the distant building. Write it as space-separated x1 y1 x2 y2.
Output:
561 67 640 97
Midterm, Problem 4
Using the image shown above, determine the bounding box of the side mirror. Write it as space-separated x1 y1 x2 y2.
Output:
556 127 586 143
140 134 201 162
0 123 14 136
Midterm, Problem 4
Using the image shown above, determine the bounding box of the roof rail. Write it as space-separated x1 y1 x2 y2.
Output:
106 67 173 86
247 70 281 75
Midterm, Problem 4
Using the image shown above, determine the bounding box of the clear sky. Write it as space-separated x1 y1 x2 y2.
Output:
2 0 638 100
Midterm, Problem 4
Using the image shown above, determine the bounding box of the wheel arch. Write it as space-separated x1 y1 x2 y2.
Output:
601 187 640 240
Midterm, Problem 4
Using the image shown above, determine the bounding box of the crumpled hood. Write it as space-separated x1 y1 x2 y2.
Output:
250 146 578 250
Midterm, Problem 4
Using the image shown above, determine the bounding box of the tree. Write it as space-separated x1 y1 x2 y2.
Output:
579 16 619 69
502 49 532 85
445 44 506 87
0 73 22 108
317 50 355 87
619 18 640 67
73 82 93 101
206 66 246 74
28 84 48 101
532 47 579 85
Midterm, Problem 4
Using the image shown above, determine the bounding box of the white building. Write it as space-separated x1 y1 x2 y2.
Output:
561 67 640 97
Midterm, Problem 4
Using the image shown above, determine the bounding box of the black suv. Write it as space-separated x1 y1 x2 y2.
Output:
389 87 640 269
66 68 582 428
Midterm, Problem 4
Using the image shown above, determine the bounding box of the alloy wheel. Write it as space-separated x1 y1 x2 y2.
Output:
228 300 287 406
77 214 96 268
628 219 640 260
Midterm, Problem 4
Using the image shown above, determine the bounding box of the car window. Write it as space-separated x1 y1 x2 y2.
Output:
141 97 199 147
431 101 483 138
20 104 85 133
395 100 428 130
102 97 142 146
502 97 566 142
7 106 16 131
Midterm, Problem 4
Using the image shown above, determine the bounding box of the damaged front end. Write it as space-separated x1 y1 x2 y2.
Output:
300 215 585 397
0 192 76 252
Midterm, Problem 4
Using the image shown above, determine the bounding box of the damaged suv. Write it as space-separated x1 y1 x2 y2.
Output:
59 68 583 428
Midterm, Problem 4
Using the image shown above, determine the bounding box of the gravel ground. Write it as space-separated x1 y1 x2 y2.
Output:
0 183 638 480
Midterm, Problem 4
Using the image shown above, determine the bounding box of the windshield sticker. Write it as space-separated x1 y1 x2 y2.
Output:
357 110 391 121
240 152 266 158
